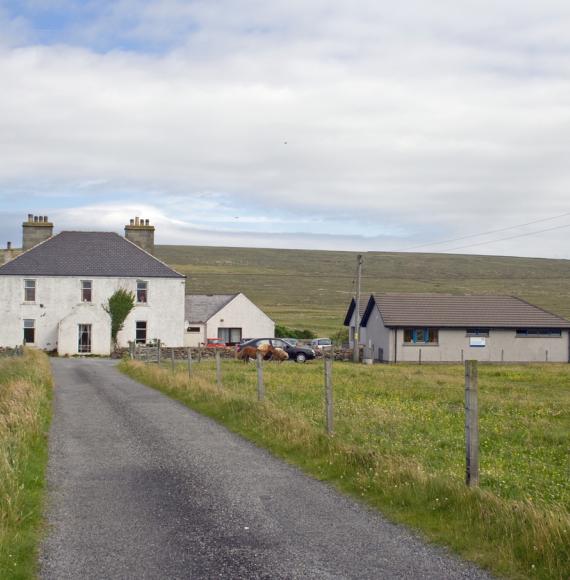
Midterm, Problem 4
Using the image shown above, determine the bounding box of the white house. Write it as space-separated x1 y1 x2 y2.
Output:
345 293 570 363
184 293 274 346
0 215 186 355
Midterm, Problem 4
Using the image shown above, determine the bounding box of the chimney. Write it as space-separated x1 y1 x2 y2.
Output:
124 217 155 254
22 214 54 251
3 242 13 265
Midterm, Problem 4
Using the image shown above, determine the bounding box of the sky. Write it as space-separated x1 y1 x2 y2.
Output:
1 1 570 258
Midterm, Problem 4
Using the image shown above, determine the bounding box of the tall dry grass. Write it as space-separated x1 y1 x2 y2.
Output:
0 349 52 579
121 359 570 580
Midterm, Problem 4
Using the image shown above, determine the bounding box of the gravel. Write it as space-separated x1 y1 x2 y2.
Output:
40 358 492 579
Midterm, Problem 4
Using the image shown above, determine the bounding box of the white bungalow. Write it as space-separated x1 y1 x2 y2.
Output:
184 293 275 346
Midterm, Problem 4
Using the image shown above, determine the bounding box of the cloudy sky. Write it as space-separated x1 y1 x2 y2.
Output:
1 1 570 257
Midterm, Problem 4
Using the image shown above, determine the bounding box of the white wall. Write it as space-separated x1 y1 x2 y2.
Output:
204 293 274 342
393 328 570 363
58 303 111 355
362 306 391 361
0 275 186 351
183 323 206 347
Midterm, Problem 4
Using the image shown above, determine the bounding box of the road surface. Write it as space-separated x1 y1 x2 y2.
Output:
40 358 491 579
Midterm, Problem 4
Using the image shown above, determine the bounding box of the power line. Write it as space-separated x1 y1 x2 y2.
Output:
401 211 570 252
443 222 570 252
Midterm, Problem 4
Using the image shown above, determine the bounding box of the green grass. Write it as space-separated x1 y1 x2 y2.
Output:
153 245 570 335
0 350 53 580
120 358 570 579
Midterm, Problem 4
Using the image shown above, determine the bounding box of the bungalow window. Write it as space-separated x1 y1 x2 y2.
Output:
81 280 92 302
23 319 35 344
137 281 148 303
24 279 36 302
404 328 439 344
218 327 242 345
187 326 201 333
516 328 561 337
136 321 147 344
466 328 490 337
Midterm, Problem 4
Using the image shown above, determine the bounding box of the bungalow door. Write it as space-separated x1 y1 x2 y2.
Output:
78 324 92 354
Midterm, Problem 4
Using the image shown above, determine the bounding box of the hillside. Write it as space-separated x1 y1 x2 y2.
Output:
155 246 570 335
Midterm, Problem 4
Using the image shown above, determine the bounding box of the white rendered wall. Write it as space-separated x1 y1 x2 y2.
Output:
58 303 111 355
205 294 274 341
183 323 206 347
362 307 391 361
0 275 185 351
392 328 570 363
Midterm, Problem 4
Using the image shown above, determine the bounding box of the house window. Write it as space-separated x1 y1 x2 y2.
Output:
187 326 201 333
24 279 36 302
466 328 490 337
136 321 147 344
516 328 562 337
218 327 242 345
403 328 439 344
137 281 148 303
23 319 35 344
81 280 92 302
78 324 92 353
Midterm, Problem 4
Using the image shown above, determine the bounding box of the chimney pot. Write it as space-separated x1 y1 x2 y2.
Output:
7 241 11 250
28 214 33 222
130 219 134 225
34 215 38 222
135 216 140 225
44 215 48 222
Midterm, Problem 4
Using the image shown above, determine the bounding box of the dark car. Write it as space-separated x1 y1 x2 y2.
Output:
237 338 316 363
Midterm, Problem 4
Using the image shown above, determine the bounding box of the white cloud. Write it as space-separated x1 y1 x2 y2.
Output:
1 1 570 257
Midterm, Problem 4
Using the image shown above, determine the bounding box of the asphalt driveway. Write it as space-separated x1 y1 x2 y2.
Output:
39 358 491 579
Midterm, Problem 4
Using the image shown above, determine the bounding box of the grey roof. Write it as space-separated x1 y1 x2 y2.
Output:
185 294 238 323
364 294 570 328
0 232 184 278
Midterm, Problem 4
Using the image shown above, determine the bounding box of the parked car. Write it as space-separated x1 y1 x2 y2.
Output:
205 338 226 348
281 337 298 347
310 338 332 350
236 338 316 363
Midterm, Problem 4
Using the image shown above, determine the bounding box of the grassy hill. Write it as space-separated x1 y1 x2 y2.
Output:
155 245 570 335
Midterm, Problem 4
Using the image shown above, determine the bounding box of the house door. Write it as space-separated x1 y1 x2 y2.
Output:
78 324 92 353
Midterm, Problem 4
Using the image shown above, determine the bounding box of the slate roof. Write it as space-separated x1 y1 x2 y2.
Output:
185 294 238 323
361 294 570 328
0 232 184 278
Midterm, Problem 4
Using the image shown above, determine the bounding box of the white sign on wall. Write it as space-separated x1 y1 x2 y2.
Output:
469 337 486 347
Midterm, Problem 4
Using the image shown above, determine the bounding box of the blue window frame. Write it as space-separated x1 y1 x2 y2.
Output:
516 328 561 337
404 328 439 344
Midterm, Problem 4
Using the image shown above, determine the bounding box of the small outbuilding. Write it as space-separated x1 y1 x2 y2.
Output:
184 293 274 347
345 293 570 363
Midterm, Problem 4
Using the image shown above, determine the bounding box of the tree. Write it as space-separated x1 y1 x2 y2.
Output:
104 289 135 347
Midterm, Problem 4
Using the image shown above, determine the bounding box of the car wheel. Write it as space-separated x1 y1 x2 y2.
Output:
295 353 307 363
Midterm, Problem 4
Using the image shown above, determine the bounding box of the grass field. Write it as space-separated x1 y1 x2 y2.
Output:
154 245 570 335
121 357 570 579
0 350 52 580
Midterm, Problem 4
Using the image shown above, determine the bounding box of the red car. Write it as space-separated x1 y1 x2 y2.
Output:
205 338 226 348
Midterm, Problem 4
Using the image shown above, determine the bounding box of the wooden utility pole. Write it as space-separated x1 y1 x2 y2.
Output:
187 348 192 378
256 352 265 402
157 339 161 365
352 254 364 363
465 360 479 487
324 355 334 434
171 348 175 372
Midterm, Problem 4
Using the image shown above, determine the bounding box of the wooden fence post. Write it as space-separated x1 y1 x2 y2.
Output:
256 352 265 401
324 355 334 435
216 350 222 388
198 346 202 363
171 348 175 372
465 360 479 487
157 340 161 365
187 348 192 378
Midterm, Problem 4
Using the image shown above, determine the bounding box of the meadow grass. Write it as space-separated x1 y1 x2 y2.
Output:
0 350 53 580
121 358 570 579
